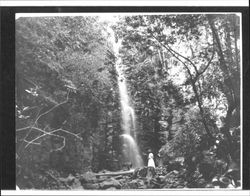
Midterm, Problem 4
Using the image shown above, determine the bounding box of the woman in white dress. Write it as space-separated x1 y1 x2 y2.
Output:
147 153 156 179
147 153 155 168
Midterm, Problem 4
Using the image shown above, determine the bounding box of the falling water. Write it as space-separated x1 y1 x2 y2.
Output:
112 36 143 168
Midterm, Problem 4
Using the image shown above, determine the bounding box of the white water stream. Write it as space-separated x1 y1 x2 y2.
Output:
112 36 143 168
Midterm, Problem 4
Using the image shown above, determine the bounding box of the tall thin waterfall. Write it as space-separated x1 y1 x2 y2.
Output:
112 39 143 168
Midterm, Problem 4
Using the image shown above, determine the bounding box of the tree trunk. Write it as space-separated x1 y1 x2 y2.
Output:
95 169 135 176
207 14 240 159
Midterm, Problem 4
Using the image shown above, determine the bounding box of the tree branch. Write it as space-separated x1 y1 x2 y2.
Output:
16 90 81 152
35 90 69 124
151 34 200 76
207 15 231 78
197 47 215 77
17 126 82 149
21 107 42 144
18 90 69 148
150 33 214 139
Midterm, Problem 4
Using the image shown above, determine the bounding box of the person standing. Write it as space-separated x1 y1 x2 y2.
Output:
147 153 155 168
147 153 156 179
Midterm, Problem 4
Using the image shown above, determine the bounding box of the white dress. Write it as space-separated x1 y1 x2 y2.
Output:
147 153 155 168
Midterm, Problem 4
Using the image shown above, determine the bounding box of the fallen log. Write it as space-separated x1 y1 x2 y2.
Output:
95 169 135 177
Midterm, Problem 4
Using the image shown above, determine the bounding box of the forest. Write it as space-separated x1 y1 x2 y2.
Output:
15 14 241 189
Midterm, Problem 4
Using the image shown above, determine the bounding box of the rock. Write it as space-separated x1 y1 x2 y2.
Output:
83 183 100 190
71 181 84 190
126 179 145 189
100 179 121 189
167 160 183 172
59 174 75 185
80 172 97 184
137 179 145 188
155 166 168 175
127 180 139 189
158 175 166 182
148 178 161 189
70 178 83 190
171 181 178 188
133 167 148 178
162 170 177 181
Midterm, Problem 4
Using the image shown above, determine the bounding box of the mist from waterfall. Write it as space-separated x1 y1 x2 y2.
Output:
111 32 143 168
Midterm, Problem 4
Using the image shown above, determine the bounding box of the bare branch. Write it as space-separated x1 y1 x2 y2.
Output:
24 129 63 148
151 34 199 76
17 89 82 151
23 131 52 147
197 35 216 77
35 90 70 124
207 15 230 76
20 126 82 149
19 90 69 145
153 37 194 81
55 128 82 140
51 137 66 152
23 138 41 146
22 107 42 143
16 126 33 132
185 34 195 59
150 34 214 139
198 49 215 77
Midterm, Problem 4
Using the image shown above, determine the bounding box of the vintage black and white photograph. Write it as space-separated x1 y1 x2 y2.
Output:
15 13 242 190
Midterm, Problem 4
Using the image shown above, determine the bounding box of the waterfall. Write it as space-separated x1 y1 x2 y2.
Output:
112 37 143 169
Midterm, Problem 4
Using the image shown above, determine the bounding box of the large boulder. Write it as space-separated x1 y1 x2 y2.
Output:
100 178 122 189
83 183 100 190
161 170 186 188
125 179 145 189
80 172 97 184
132 167 148 178
70 178 84 190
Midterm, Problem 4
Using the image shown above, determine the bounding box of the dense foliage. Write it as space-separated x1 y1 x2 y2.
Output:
16 14 241 189
114 14 240 187
16 16 123 188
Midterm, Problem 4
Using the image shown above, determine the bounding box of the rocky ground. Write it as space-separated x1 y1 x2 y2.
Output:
38 166 231 190
17 160 240 190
